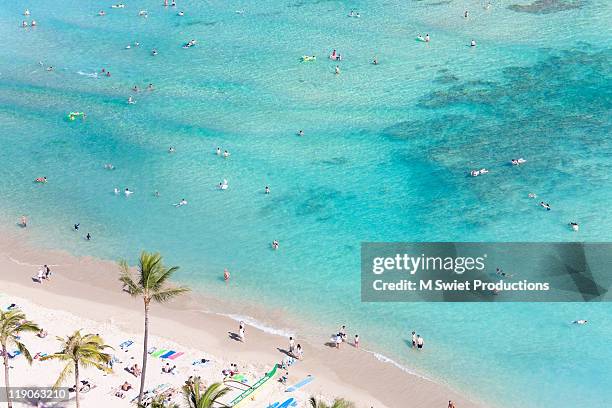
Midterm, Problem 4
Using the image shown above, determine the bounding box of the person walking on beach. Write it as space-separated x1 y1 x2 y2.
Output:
448 401 456 408
239 321 245 342
417 334 424 349
411 331 417 348
296 344 303 360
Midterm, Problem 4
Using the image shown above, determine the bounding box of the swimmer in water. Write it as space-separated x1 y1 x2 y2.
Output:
272 240 279 250
104 163 115 170
569 222 579 231
223 150 230 158
539 201 551 211
464 10 469 18
74 223 80 231
114 188 120 195
174 199 188 207
99 10 106 16
298 130 304 136
154 191 160 197
373 56 378 65
132 85 139 92
31 20 37 27
470 40 477 47
335 65 340 75
178 11 184 16
224 268 230 281
147 83 154 91
35 177 47 183
46 66 53 71
127 96 136 104
168 146 175 153
24 9 30 16
86 233 91 241
265 186 270 194
572 320 587 325
216 147 221 155
495 268 514 278
152 49 158 56
124 188 133 196
20 215 27 228
425 34 430 42
528 193 537 198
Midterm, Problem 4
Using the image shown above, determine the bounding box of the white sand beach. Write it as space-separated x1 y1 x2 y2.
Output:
0 234 482 408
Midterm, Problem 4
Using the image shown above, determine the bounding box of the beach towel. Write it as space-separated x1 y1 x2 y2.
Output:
8 350 22 359
151 349 167 357
230 374 248 383
168 352 184 360
119 340 133 350
160 350 176 359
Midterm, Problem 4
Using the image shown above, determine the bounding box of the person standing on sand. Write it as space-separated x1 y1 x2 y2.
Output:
354 334 359 348
296 344 303 360
289 336 295 354
239 321 245 342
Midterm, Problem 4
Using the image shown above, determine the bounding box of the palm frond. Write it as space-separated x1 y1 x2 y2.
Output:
52 362 74 388
331 399 355 408
151 286 190 303
14 340 34 364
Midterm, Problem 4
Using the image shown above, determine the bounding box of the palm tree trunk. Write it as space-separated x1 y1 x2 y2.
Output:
74 362 80 408
2 344 12 408
137 299 150 405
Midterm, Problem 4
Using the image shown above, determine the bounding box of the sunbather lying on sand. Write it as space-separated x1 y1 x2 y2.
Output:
127 363 141 377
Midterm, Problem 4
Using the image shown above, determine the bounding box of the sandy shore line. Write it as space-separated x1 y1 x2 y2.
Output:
0 234 483 408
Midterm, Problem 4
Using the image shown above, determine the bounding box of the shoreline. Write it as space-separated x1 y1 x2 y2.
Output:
0 232 483 408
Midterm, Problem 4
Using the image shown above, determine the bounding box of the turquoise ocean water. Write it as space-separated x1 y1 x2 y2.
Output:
1 1 611 406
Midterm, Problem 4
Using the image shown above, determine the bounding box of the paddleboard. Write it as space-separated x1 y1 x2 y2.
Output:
285 375 314 392
268 398 297 408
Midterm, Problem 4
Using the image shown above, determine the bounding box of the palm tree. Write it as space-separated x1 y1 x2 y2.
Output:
0 309 40 408
119 251 190 404
309 397 355 408
182 378 230 408
41 331 112 408
139 395 180 408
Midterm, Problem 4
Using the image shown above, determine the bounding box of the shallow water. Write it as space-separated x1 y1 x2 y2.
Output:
1 1 611 407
